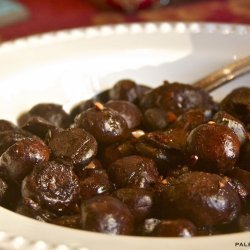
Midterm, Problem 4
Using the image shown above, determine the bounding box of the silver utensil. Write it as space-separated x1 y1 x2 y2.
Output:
193 55 250 92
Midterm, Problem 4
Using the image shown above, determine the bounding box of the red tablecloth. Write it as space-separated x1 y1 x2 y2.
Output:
0 0 250 41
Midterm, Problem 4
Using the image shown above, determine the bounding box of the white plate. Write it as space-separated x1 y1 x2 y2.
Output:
0 22 250 250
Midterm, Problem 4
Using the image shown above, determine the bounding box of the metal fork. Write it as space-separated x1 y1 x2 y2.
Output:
193 55 250 92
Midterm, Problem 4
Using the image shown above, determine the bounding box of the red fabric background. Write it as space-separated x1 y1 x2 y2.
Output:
0 0 250 41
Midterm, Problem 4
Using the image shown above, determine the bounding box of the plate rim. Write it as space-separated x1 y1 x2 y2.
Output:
0 21 250 51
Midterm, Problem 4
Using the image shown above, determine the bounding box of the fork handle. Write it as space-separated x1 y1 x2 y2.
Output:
193 56 250 92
